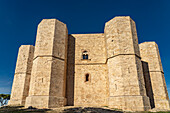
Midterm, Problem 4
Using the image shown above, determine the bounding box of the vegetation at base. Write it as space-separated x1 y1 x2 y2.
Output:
0 106 51 113
0 94 10 106
0 106 170 113
125 111 170 113
150 111 170 113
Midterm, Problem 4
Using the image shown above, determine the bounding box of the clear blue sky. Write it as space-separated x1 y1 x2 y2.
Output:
0 0 170 96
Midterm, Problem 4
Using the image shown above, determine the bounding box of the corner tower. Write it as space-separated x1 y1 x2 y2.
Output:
104 16 150 111
25 19 68 108
9 45 34 106
139 42 170 109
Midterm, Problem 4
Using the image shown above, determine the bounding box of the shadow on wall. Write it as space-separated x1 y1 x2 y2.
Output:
66 35 75 106
142 61 155 108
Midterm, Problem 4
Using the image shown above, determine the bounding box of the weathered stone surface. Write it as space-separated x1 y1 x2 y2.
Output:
25 19 68 108
74 64 108 106
9 45 34 106
34 19 67 59
69 33 108 106
140 42 170 109
105 16 150 111
9 16 169 111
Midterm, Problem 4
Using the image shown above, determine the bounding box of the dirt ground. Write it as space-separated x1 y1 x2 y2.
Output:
0 106 170 113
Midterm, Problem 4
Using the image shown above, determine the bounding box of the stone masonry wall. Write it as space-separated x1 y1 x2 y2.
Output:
142 61 155 108
66 35 75 106
104 16 150 111
25 19 68 108
9 45 34 106
139 42 170 109
71 34 109 106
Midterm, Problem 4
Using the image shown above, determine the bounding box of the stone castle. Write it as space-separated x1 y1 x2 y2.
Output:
8 16 170 111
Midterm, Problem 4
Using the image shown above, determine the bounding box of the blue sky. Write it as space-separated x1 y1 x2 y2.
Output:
0 0 170 96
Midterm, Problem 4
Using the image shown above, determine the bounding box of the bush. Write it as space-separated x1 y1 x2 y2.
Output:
0 94 10 106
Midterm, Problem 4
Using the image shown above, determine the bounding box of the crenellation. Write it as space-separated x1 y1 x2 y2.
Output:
9 16 169 111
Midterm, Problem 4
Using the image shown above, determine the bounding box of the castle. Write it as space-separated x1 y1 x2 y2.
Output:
8 16 170 111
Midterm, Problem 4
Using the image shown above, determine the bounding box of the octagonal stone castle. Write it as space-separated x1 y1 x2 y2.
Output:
8 16 170 111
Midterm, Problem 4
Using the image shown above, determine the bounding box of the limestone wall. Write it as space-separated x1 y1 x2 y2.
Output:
142 61 155 108
139 42 170 109
73 34 107 64
9 45 34 106
104 16 150 111
25 19 68 108
104 17 140 57
74 64 108 106
66 35 75 106
70 34 109 106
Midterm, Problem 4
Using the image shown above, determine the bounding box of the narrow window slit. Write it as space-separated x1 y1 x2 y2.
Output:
85 74 89 82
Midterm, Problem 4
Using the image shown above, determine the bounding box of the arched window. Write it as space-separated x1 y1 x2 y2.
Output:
85 73 89 82
82 50 88 59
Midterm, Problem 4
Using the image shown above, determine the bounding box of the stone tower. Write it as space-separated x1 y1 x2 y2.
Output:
104 16 150 111
139 42 170 109
25 19 68 108
8 45 34 106
9 16 169 111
